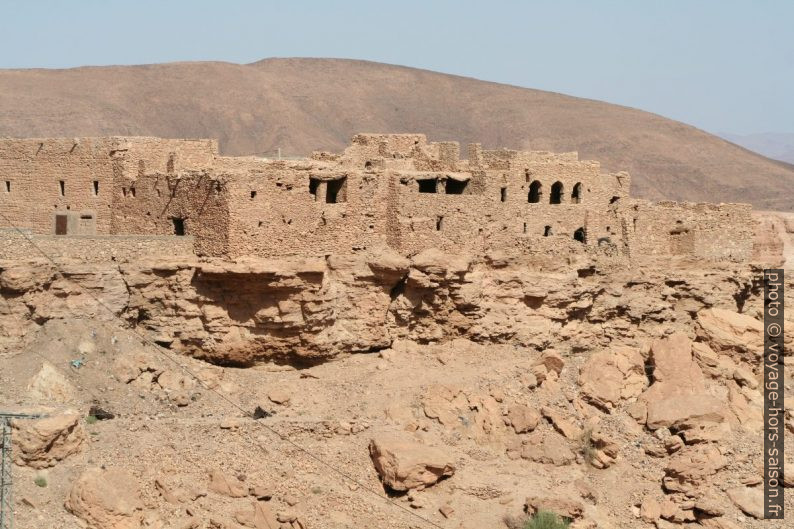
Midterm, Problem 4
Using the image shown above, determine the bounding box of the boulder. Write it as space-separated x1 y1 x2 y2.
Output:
524 496 583 519
641 333 728 433
640 497 661 522
695 309 763 362
507 404 540 434
726 486 763 519
578 347 646 410
12 411 85 468
368 436 454 491
26 362 77 404
541 407 582 440
663 445 728 492
646 393 726 431
65 468 147 529
520 431 575 466
647 332 704 392
208 469 248 498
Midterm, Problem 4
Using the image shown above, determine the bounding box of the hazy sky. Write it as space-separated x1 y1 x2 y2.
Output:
1 0 792 135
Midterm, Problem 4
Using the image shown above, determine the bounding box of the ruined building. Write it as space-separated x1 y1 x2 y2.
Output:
0 133 754 261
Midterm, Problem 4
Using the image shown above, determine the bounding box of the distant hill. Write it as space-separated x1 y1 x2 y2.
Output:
1 58 792 210
721 132 794 164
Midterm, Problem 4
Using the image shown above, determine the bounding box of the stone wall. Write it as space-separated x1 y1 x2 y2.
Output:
0 137 217 236
626 201 754 261
0 133 755 262
111 170 229 257
0 229 194 262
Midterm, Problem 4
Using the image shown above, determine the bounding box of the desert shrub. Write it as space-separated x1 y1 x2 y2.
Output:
34 476 47 488
524 510 570 529
85 415 98 425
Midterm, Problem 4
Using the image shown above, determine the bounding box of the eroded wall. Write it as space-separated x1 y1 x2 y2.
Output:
0 133 754 262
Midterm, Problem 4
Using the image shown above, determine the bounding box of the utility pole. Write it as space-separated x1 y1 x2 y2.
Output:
0 413 45 529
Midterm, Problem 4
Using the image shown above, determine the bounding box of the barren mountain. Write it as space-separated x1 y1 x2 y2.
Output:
722 132 794 164
1 58 792 210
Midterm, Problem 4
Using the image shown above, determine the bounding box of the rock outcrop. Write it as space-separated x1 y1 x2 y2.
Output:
2 254 778 368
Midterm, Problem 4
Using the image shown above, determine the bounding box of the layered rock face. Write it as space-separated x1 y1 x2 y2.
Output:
0 250 787 365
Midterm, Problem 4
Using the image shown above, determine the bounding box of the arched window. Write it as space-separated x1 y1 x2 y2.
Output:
571 182 582 204
573 227 586 243
528 181 542 203
550 181 563 204
543 225 553 236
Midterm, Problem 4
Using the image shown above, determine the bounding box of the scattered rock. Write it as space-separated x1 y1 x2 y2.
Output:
267 389 291 405
541 407 582 440
368 436 455 491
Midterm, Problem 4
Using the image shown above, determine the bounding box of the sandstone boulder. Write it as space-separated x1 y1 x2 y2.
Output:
507 404 540 434
12 411 85 468
726 486 763 519
368 436 454 491
26 362 77 404
578 347 646 410
233 501 279 529
65 468 147 529
524 496 583 519
663 445 728 493
646 393 726 431
520 431 575 466
695 308 763 362
641 333 728 433
208 469 248 498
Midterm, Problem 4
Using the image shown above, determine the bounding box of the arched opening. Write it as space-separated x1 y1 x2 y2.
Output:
573 227 586 243
364 161 373 170
543 225 553 236
610 196 620 204
528 181 542 203
550 181 563 204
571 182 582 204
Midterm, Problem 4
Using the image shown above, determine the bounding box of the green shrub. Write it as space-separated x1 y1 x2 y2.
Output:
85 415 98 425
34 476 47 488
524 510 570 529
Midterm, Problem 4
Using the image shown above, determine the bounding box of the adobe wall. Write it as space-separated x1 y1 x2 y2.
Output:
625 201 754 261
223 161 392 257
0 137 218 237
111 170 230 257
392 150 628 256
0 138 116 234
0 133 755 263
0 229 194 262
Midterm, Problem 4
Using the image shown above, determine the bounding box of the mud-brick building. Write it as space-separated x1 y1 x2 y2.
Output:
0 133 754 261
